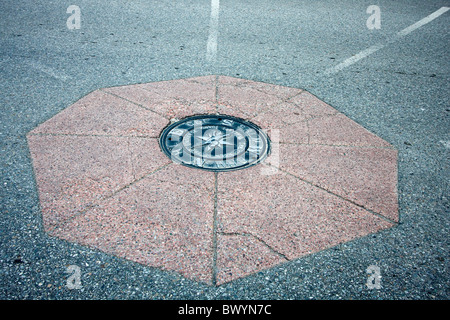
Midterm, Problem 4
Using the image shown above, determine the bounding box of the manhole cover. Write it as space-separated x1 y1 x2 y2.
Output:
160 115 270 171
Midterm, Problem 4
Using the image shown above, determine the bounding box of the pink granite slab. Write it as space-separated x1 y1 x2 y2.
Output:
104 78 216 110
50 164 216 284
131 99 218 120
217 166 394 267
184 75 217 86
217 83 284 118
252 102 309 127
308 113 392 147
288 91 339 118
27 135 171 231
217 75 252 86
216 103 251 120
239 81 303 101
27 75 399 286
278 144 398 221
250 101 310 144
137 78 216 102
103 80 217 120
215 233 288 285
218 76 303 100
29 90 169 137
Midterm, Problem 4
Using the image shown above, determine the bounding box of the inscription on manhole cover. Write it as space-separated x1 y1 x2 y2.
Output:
160 115 270 171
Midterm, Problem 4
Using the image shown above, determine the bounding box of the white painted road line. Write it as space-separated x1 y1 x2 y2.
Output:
324 44 385 75
24 58 71 82
206 0 220 63
396 6 449 37
439 140 450 149
324 6 450 75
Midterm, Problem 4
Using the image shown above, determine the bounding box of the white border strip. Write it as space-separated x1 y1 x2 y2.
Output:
206 0 220 63
324 7 449 75
24 58 71 82
396 6 449 37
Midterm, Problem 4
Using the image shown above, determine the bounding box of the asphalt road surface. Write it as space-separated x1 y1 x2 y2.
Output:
1 0 449 300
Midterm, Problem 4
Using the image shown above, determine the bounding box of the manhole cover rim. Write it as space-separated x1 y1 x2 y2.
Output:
159 114 271 172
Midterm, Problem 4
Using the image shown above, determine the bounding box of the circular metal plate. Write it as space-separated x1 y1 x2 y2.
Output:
159 115 270 172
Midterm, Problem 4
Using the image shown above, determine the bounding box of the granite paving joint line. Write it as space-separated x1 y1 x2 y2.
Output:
183 77 211 85
306 118 311 144
246 91 306 121
212 75 220 113
106 162 173 199
99 88 172 121
26 132 161 139
218 231 289 261
302 112 341 123
47 162 174 234
271 165 400 225
212 171 219 286
218 75 303 101
278 141 396 150
126 138 137 181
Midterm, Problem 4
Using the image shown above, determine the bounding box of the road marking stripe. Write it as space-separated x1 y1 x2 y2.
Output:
206 0 220 63
396 6 449 37
24 58 71 82
324 7 449 75
324 44 385 75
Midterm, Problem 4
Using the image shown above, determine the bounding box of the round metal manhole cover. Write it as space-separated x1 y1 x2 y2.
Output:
159 115 270 171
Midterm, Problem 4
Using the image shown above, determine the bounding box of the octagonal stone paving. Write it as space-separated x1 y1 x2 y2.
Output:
27 75 398 285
